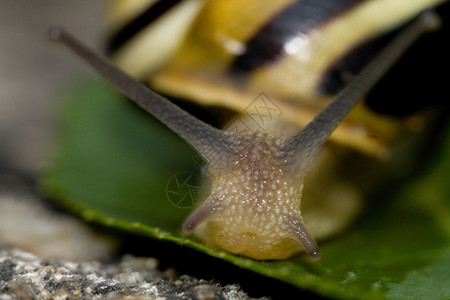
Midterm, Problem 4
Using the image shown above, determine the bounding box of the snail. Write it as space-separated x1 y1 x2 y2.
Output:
49 1 442 260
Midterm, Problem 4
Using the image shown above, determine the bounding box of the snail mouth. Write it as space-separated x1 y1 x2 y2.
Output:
213 232 258 255
198 221 302 260
219 232 301 260
236 232 258 253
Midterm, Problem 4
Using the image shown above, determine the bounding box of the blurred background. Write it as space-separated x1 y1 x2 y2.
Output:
1 0 449 253
1 1 448 180
0 1 107 177
0 1 119 261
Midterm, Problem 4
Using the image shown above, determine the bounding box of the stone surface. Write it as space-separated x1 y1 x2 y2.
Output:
0 249 268 300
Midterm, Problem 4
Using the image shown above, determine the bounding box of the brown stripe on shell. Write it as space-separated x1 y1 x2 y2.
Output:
228 0 367 75
106 0 184 54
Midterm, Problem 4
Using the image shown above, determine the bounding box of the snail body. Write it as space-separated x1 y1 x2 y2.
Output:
50 0 443 259
185 131 316 259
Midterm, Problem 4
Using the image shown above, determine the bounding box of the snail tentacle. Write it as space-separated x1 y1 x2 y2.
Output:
182 196 221 234
47 27 237 166
288 217 321 260
283 11 440 178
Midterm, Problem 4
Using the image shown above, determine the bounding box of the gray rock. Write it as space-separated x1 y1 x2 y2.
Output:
0 249 268 300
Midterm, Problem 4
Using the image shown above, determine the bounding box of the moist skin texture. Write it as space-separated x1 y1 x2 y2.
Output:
192 132 313 260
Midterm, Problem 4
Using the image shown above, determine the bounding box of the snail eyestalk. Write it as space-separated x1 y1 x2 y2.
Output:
283 11 441 179
47 27 237 167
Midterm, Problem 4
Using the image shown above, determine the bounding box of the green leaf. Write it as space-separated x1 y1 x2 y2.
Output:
42 79 450 299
